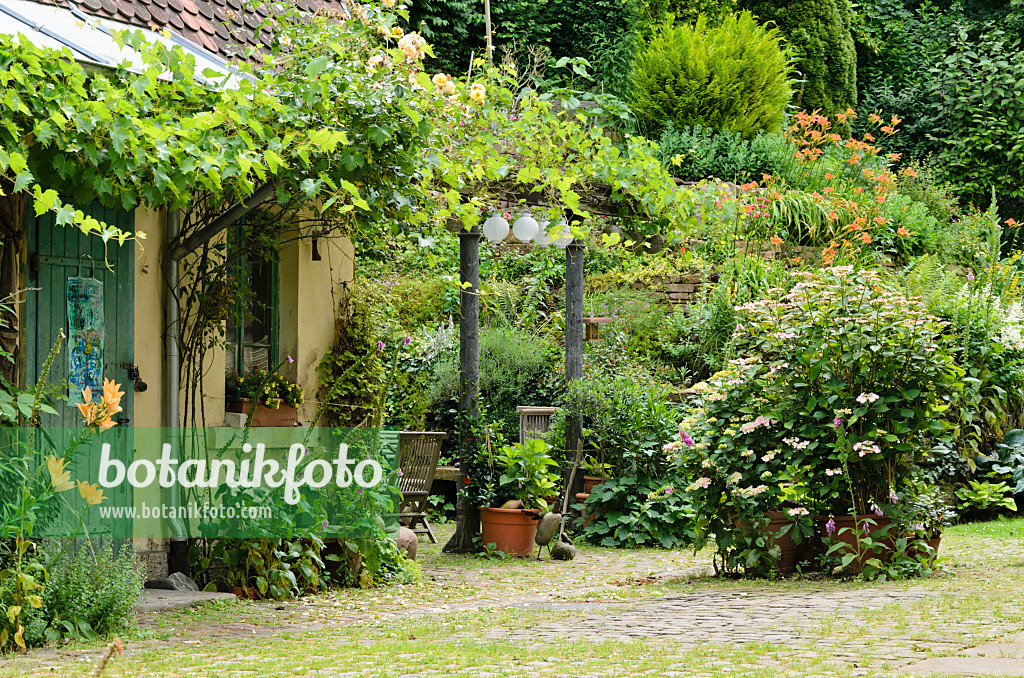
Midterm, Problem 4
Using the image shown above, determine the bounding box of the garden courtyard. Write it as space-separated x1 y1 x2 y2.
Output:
4 0 1024 673
1 519 1022 678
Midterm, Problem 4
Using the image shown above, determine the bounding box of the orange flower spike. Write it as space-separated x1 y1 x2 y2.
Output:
76 387 93 422
102 379 124 415
869 113 882 125
77 480 105 506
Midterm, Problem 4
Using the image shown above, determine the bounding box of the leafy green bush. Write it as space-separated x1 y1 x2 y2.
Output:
655 124 791 183
550 368 679 476
929 20 1024 215
675 266 963 575
22 544 144 645
580 475 695 548
630 12 793 137
955 480 1017 515
428 327 561 441
740 0 857 116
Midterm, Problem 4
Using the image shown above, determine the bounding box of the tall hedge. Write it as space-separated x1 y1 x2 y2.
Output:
740 0 857 116
630 12 793 138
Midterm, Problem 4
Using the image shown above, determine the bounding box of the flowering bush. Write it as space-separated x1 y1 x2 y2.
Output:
674 266 963 574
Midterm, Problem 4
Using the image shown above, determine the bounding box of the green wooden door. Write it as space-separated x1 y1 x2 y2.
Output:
24 203 135 541
25 204 135 425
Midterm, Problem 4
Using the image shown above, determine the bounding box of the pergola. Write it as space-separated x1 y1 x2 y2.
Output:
443 185 663 553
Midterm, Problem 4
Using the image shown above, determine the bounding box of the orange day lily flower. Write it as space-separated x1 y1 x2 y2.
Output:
78 379 124 430
46 455 75 493
77 480 105 506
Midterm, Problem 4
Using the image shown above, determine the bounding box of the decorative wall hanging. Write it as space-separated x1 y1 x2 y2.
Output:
67 274 104 402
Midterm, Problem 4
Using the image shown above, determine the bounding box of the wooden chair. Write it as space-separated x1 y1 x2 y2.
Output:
516 406 559 444
398 431 448 543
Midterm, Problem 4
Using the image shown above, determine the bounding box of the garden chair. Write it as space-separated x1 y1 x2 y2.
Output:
398 431 448 543
516 406 559 444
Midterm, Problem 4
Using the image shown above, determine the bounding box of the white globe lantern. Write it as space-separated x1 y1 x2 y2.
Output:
533 220 552 247
482 212 509 244
552 219 573 249
512 214 539 242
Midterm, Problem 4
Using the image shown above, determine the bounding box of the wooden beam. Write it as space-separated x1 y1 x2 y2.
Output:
564 239 585 500
168 181 278 261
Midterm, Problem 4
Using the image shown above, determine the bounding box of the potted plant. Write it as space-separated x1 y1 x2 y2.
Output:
226 359 305 427
479 438 561 557
581 454 612 493
902 490 957 561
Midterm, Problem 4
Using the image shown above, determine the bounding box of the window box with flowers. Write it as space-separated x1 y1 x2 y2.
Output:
226 358 305 427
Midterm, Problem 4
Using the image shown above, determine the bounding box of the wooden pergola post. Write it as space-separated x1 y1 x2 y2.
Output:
443 222 481 553
564 239 585 499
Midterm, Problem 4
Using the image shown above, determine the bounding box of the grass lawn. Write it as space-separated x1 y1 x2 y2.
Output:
2 518 1023 678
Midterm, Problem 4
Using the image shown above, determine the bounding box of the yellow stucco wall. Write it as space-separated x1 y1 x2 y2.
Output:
133 210 353 426
278 235 354 423
132 207 166 429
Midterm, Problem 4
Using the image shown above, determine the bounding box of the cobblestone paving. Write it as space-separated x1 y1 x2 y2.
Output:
476 586 967 667
5 526 1024 677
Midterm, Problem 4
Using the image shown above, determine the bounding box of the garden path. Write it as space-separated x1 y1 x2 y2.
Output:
3 522 1024 677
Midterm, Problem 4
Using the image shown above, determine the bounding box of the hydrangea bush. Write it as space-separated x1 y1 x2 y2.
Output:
674 267 964 574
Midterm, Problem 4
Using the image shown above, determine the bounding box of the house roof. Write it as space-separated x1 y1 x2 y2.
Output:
33 0 348 56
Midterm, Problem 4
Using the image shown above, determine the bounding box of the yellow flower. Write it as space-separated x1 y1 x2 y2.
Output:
77 480 105 506
469 83 485 105
398 32 426 61
46 455 75 493
391 26 403 37
382 0 395 6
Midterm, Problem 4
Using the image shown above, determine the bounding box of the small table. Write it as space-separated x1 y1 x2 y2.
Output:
434 465 459 482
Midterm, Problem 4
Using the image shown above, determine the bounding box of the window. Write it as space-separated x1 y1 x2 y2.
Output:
225 245 278 376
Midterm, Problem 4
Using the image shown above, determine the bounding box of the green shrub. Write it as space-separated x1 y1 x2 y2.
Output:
549 368 679 476
741 0 857 116
630 12 793 137
929 22 1024 215
23 544 144 645
656 124 791 183
580 475 695 548
428 328 561 441
676 266 963 575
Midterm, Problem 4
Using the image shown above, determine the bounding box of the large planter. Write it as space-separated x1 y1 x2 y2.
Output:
479 506 540 557
766 511 816 574
583 476 607 493
910 536 942 564
227 397 298 427
817 514 894 574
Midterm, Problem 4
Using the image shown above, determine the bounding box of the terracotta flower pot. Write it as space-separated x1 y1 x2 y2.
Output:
910 536 942 563
817 514 894 574
766 511 816 574
479 506 540 557
583 476 607 493
227 397 298 427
